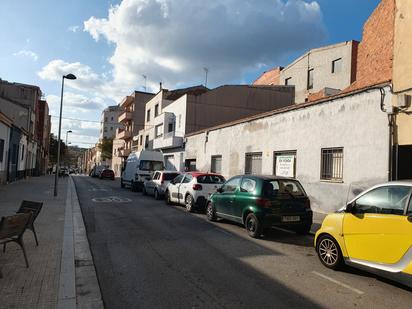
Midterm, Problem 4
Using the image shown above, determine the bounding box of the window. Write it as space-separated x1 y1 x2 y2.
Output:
163 173 180 181
182 174 193 183
155 124 163 137
222 177 241 193
197 175 225 184
185 159 196 171
21 145 24 161
110 127 113 131
155 104 159 117
240 178 257 193
105 117 108 122
0 139 4 163
104 127 107 133
211 155 222 174
263 180 306 198
172 174 185 184
111 116 114 121
321 148 343 181
168 122 174 133
285 77 292 86
152 172 160 180
354 186 411 215
147 109 151 122
140 135 143 146
245 152 262 175
332 58 342 74
139 160 164 171
145 135 149 148
307 69 314 90
274 151 296 178
408 195 412 215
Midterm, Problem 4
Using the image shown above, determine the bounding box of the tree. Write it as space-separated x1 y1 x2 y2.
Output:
97 138 113 161
49 133 67 165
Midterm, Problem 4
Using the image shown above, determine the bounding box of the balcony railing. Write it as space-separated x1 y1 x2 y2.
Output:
118 111 132 123
153 131 183 150
117 130 132 140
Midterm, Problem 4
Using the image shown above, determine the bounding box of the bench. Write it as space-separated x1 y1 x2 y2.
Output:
16 200 43 246
0 213 32 269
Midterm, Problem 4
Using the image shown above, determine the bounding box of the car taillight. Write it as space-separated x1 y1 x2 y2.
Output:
304 199 311 209
192 184 203 191
160 174 165 184
256 198 271 208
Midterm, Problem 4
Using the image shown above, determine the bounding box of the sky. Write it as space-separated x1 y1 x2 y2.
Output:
0 0 381 147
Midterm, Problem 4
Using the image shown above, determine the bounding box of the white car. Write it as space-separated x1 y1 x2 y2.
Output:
143 170 181 200
165 172 226 212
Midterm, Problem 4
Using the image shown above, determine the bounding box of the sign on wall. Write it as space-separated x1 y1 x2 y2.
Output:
275 154 295 178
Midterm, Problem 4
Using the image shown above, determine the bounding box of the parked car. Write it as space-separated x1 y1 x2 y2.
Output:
143 171 181 199
206 176 313 238
89 165 107 178
165 172 225 212
99 169 115 180
315 181 412 288
121 150 164 191
59 167 70 177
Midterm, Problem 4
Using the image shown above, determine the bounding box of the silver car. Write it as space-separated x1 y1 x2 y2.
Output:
143 171 181 200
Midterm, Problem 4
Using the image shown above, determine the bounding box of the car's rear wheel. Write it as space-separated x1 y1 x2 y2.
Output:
185 195 194 212
206 202 217 221
316 235 343 270
245 213 262 238
154 189 160 200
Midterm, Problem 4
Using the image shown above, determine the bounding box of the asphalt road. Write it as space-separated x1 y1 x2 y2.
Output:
73 176 412 309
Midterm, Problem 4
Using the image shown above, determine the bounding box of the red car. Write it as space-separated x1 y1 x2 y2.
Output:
99 169 115 180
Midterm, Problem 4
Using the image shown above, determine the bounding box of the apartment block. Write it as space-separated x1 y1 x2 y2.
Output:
100 105 123 140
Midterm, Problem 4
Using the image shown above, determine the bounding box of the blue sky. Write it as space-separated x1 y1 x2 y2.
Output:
0 0 381 146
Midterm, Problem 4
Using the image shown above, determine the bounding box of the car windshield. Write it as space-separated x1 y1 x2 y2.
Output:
139 160 164 171
263 180 306 198
163 173 180 180
197 175 225 184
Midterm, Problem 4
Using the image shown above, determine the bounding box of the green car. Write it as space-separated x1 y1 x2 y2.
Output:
206 175 313 238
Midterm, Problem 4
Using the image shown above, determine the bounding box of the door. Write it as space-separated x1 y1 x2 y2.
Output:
178 174 193 204
233 177 258 218
168 174 184 202
214 177 241 221
343 185 412 266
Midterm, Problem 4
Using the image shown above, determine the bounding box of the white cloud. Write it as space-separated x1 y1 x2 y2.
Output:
13 49 38 61
46 92 106 115
68 25 80 33
83 0 326 89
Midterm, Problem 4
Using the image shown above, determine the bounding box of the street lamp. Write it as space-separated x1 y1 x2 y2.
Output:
66 130 72 145
54 74 77 197
65 130 73 168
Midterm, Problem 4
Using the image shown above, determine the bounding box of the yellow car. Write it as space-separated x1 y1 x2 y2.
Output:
315 182 412 287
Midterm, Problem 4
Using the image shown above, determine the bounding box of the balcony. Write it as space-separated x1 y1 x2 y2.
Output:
117 130 132 140
118 111 132 123
120 95 134 108
118 148 131 157
153 132 183 150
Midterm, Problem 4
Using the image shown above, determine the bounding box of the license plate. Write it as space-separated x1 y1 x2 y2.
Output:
281 216 300 222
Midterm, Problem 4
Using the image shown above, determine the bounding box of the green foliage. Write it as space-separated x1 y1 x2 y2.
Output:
97 138 113 161
49 133 66 165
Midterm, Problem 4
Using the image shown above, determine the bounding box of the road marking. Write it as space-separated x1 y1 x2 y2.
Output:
91 196 132 203
311 271 364 295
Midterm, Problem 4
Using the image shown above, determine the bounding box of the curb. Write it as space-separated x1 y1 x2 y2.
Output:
57 177 103 309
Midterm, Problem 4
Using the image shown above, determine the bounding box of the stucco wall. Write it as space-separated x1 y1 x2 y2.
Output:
0 122 10 183
185 88 391 213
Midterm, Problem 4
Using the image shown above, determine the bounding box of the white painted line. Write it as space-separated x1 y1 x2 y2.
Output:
311 271 364 295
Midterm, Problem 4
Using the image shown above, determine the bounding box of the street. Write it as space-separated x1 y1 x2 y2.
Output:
73 176 412 309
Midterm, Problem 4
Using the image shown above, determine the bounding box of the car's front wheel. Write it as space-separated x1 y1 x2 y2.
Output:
165 191 172 205
185 194 194 212
316 235 343 270
206 202 217 221
245 213 262 238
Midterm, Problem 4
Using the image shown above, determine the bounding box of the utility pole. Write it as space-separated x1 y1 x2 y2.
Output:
203 67 209 88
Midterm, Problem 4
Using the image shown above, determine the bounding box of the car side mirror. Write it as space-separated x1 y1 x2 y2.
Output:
346 202 356 213
217 187 224 193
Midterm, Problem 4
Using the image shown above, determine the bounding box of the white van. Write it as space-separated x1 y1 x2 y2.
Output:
121 150 165 191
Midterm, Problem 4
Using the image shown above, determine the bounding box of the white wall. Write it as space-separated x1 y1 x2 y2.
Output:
185 88 391 213
0 122 10 173
162 95 187 137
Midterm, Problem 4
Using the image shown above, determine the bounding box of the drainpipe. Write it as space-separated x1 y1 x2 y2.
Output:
379 87 395 181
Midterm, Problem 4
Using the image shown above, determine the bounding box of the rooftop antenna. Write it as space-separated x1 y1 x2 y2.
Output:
142 75 147 92
203 67 209 87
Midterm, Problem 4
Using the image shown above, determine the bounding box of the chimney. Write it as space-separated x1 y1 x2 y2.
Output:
159 82 163 91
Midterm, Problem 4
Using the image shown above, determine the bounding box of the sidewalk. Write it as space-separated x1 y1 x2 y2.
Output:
0 175 102 309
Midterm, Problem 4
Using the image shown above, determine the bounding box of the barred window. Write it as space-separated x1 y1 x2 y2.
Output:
321 148 343 181
211 155 222 174
245 152 262 175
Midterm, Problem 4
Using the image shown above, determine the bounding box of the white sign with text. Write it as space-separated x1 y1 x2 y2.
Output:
275 155 295 178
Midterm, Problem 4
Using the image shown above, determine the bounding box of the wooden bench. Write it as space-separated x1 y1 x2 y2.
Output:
0 213 32 269
16 200 43 246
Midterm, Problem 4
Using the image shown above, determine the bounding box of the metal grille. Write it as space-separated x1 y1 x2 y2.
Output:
245 152 262 175
321 148 343 181
211 155 222 174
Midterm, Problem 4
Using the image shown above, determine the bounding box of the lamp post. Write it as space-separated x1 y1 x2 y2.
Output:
65 130 72 168
54 74 77 197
